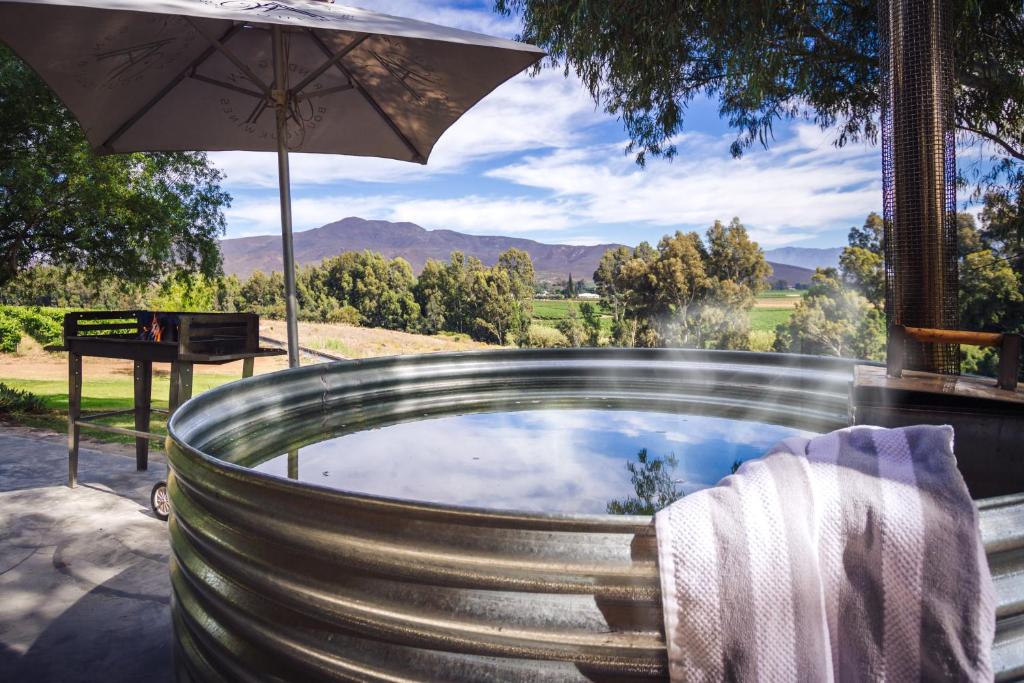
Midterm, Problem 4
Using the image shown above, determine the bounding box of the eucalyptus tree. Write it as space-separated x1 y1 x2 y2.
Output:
594 219 769 348
496 0 1024 216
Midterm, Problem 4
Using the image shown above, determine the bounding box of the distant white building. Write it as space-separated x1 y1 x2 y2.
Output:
578 292 600 300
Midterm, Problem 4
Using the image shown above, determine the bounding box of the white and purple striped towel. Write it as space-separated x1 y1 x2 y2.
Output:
655 425 995 682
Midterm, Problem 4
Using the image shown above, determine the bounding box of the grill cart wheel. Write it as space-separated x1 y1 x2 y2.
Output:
151 481 170 522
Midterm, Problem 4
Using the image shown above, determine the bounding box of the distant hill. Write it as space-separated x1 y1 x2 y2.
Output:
221 217 625 282
766 261 815 287
220 216 814 285
763 246 843 271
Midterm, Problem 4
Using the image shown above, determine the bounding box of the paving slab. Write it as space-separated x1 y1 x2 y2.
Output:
0 431 172 682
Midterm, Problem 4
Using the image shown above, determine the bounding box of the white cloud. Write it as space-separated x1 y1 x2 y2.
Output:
226 192 574 236
388 196 575 233
488 124 882 246
543 235 607 246
351 0 521 38
210 70 600 188
211 151 421 187
226 194 399 236
428 70 601 166
210 2 883 247
226 123 881 244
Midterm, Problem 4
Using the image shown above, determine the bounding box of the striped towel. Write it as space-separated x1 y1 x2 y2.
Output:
654 425 995 682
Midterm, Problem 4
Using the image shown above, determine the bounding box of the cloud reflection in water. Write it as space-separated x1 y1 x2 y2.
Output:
251 409 813 514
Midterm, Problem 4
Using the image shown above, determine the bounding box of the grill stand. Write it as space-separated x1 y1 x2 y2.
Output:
56 311 283 488
66 356 255 488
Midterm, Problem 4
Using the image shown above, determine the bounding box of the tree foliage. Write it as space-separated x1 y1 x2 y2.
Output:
778 209 1024 367
3 246 537 347
496 0 1024 214
606 449 683 516
839 246 884 306
415 248 534 344
778 267 886 359
556 304 586 347
320 251 420 330
0 47 229 287
594 218 768 348
578 302 602 346
960 250 1023 332
848 212 884 253
780 211 889 360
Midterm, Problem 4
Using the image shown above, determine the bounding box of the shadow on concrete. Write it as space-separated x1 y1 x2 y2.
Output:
3 564 173 683
0 432 174 682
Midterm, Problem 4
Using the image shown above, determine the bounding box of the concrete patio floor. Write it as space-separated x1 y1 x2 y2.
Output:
0 428 173 682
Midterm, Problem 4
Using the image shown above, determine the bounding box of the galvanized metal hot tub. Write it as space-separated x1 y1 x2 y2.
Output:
166 349 1024 681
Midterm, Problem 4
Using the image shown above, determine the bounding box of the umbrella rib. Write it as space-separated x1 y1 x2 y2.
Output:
100 24 244 152
186 19 272 98
308 31 426 164
189 73 265 100
290 33 368 97
296 83 355 101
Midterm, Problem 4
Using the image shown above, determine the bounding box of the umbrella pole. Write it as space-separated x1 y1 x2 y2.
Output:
272 25 300 368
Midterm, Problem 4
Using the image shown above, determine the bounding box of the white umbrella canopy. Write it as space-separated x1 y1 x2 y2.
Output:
0 0 544 365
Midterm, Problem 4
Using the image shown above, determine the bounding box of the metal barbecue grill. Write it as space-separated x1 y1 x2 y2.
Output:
51 311 285 499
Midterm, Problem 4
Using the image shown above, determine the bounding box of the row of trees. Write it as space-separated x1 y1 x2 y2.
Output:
249 247 535 345
578 208 1021 375
6 209 1020 368
775 207 1024 369
281 248 535 345
2 248 537 346
592 218 771 349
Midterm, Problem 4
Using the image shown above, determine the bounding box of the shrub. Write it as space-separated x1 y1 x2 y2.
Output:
0 383 46 414
0 305 67 349
436 331 472 342
520 325 567 348
0 313 21 353
747 329 777 353
327 305 362 326
961 345 1001 378
13 307 64 347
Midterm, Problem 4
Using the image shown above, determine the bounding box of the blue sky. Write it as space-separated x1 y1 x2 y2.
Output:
210 0 885 249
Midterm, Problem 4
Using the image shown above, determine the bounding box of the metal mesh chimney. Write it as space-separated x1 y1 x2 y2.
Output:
879 0 960 374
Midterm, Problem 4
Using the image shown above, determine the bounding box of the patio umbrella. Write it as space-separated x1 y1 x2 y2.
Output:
0 0 543 367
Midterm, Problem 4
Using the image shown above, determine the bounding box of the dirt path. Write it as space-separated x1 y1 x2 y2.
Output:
754 297 803 309
0 349 289 382
261 320 495 359
1 321 495 385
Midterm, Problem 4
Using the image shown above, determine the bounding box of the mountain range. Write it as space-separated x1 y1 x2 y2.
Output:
763 246 843 271
220 217 823 285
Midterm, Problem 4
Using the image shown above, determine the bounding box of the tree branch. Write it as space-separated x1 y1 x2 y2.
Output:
958 125 1024 162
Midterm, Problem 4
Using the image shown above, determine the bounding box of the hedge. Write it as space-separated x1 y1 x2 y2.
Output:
0 306 68 349
0 313 21 353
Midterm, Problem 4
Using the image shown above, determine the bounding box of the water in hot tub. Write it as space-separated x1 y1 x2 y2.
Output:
251 408 813 515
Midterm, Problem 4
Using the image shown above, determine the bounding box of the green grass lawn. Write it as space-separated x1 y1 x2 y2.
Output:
2 373 240 445
749 291 804 332
531 299 613 334
749 308 795 332
533 296 800 335
532 299 588 320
